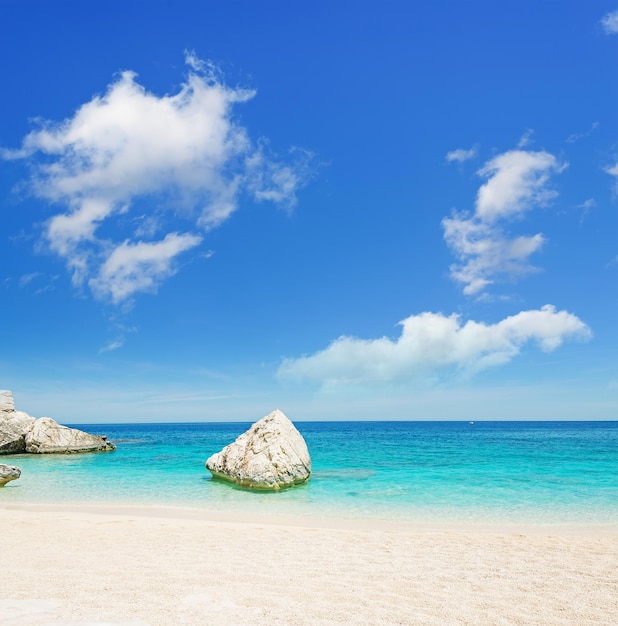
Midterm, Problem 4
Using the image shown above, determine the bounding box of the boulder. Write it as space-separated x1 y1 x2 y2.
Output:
206 409 311 490
0 463 21 486
0 410 36 454
0 390 115 455
24 417 115 454
1 390 36 453
0 390 16 412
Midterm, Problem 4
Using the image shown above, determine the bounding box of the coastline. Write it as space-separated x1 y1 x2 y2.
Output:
2 502 617 625
3 500 618 535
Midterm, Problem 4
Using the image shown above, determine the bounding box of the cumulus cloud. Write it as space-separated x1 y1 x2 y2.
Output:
601 10 618 34
445 146 477 163
278 305 590 384
443 149 566 295
3 52 310 303
443 216 544 295
475 150 563 221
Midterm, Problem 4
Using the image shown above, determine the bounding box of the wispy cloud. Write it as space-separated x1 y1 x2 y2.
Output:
99 339 124 354
89 232 202 304
578 198 596 210
566 121 599 143
443 149 566 295
98 321 138 353
278 305 590 385
517 129 534 148
605 163 618 261
18 271 59 294
3 52 311 304
601 10 618 34
604 161 618 193
577 198 596 222
445 146 477 164
19 272 42 287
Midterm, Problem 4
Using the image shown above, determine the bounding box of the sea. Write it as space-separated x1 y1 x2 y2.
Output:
2 421 618 526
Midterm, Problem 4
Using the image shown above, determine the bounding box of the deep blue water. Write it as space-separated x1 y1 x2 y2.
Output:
3 421 618 525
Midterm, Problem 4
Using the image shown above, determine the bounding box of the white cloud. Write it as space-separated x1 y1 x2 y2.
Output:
443 214 544 295
517 129 534 148
99 339 124 353
577 198 596 222
19 272 43 287
278 305 591 384
245 144 312 208
605 162 618 193
476 150 564 221
89 232 202 304
445 146 477 163
18 271 58 294
566 121 599 144
579 198 595 209
443 149 566 295
601 10 618 34
3 53 310 303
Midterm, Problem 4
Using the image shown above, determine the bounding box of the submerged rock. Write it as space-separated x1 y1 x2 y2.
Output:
0 463 21 486
0 390 115 455
206 409 311 490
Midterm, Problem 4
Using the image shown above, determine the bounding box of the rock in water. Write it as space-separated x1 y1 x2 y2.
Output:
0 463 21 486
24 417 115 454
0 390 115 455
206 409 311 490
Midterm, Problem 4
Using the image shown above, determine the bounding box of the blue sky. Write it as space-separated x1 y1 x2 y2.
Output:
1 1 617 422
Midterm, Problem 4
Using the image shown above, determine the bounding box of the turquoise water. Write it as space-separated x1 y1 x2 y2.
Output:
2 421 618 525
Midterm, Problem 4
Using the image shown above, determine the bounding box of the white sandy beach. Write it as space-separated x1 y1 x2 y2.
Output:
1 504 617 626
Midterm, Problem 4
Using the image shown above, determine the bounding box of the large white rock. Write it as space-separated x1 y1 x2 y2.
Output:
24 417 115 454
0 391 36 453
0 463 21 487
0 390 16 412
0 390 115 455
206 409 311 490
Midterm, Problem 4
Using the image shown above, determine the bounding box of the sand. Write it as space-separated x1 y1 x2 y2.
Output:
1 504 617 626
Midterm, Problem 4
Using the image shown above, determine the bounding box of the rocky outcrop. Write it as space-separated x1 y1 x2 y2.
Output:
1 389 36 453
0 407 36 454
0 390 115 455
0 463 21 486
206 409 311 490
0 390 16 412
24 417 115 454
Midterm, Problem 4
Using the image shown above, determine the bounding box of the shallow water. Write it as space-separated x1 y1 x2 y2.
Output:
2 421 618 525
